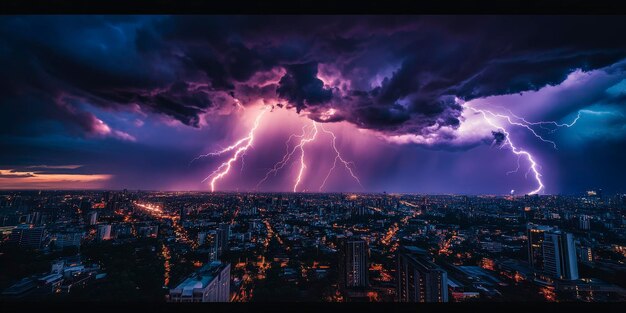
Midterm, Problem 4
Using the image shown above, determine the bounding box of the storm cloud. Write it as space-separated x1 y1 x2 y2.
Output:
2 15 626 144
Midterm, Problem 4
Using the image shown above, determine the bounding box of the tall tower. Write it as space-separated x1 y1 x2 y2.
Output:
214 223 230 260
397 246 448 302
338 237 369 290
527 223 554 272
543 231 579 280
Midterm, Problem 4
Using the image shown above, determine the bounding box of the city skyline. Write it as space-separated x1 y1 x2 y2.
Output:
2 190 624 302
1 16 626 194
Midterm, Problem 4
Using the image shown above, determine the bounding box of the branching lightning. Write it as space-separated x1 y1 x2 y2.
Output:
195 97 612 195
293 122 319 192
190 136 254 164
465 103 623 195
497 106 624 132
254 121 362 193
479 109 559 149
319 124 362 191
200 106 268 192
256 125 308 190
466 105 544 195
200 106 363 193
474 107 624 155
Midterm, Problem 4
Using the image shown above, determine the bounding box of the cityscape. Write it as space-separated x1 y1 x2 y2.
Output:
1 15 626 304
1 190 625 302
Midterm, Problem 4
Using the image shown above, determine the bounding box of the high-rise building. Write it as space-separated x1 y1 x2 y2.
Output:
579 215 591 230
397 246 448 303
97 224 111 241
543 231 579 280
338 237 369 290
9 225 45 249
103 191 111 203
30 211 45 226
206 231 218 261
88 211 98 226
577 246 593 264
214 223 230 259
54 231 83 249
197 231 207 246
527 223 554 272
168 261 231 302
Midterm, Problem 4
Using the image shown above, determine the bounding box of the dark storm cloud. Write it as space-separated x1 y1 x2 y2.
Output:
276 62 332 113
2 15 626 143
491 131 507 147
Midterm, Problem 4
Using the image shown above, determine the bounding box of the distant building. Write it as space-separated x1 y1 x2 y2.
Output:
97 224 111 241
543 231 579 280
338 237 369 290
214 223 230 259
54 231 83 249
397 246 448 302
168 261 231 302
112 224 132 239
579 215 591 230
351 206 372 217
103 191 111 203
198 231 207 246
180 207 186 222
137 225 158 238
9 225 45 249
29 211 45 226
578 246 594 264
88 211 98 226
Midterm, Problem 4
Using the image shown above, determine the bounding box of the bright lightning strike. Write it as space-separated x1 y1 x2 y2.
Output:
479 109 559 149
256 125 308 189
255 121 362 192
293 122 319 192
319 124 362 191
466 105 545 195
200 106 268 192
190 136 254 164
496 106 624 133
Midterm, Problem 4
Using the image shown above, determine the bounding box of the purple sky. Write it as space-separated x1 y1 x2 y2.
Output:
1 16 626 195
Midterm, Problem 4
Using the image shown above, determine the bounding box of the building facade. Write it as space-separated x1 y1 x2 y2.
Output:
527 223 554 272
397 246 448 302
543 231 579 280
338 237 369 290
168 261 231 302
9 225 45 249
96 224 111 241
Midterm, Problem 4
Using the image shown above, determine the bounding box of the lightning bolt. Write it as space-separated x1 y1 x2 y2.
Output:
200 106 268 192
256 121 363 192
496 106 624 132
465 105 622 194
256 125 308 190
293 122 319 192
319 124 362 191
466 105 544 195
478 109 559 149
499 107 582 130
190 136 254 164
506 154 522 176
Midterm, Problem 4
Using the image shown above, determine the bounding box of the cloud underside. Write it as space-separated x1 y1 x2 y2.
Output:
1 16 626 148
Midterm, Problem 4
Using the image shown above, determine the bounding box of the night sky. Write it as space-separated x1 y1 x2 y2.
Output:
1 16 625 195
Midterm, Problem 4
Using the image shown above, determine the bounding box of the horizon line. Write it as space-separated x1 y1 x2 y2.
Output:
0 188 615 197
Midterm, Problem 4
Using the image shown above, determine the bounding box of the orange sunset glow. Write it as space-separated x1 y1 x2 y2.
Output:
0 168 112 189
